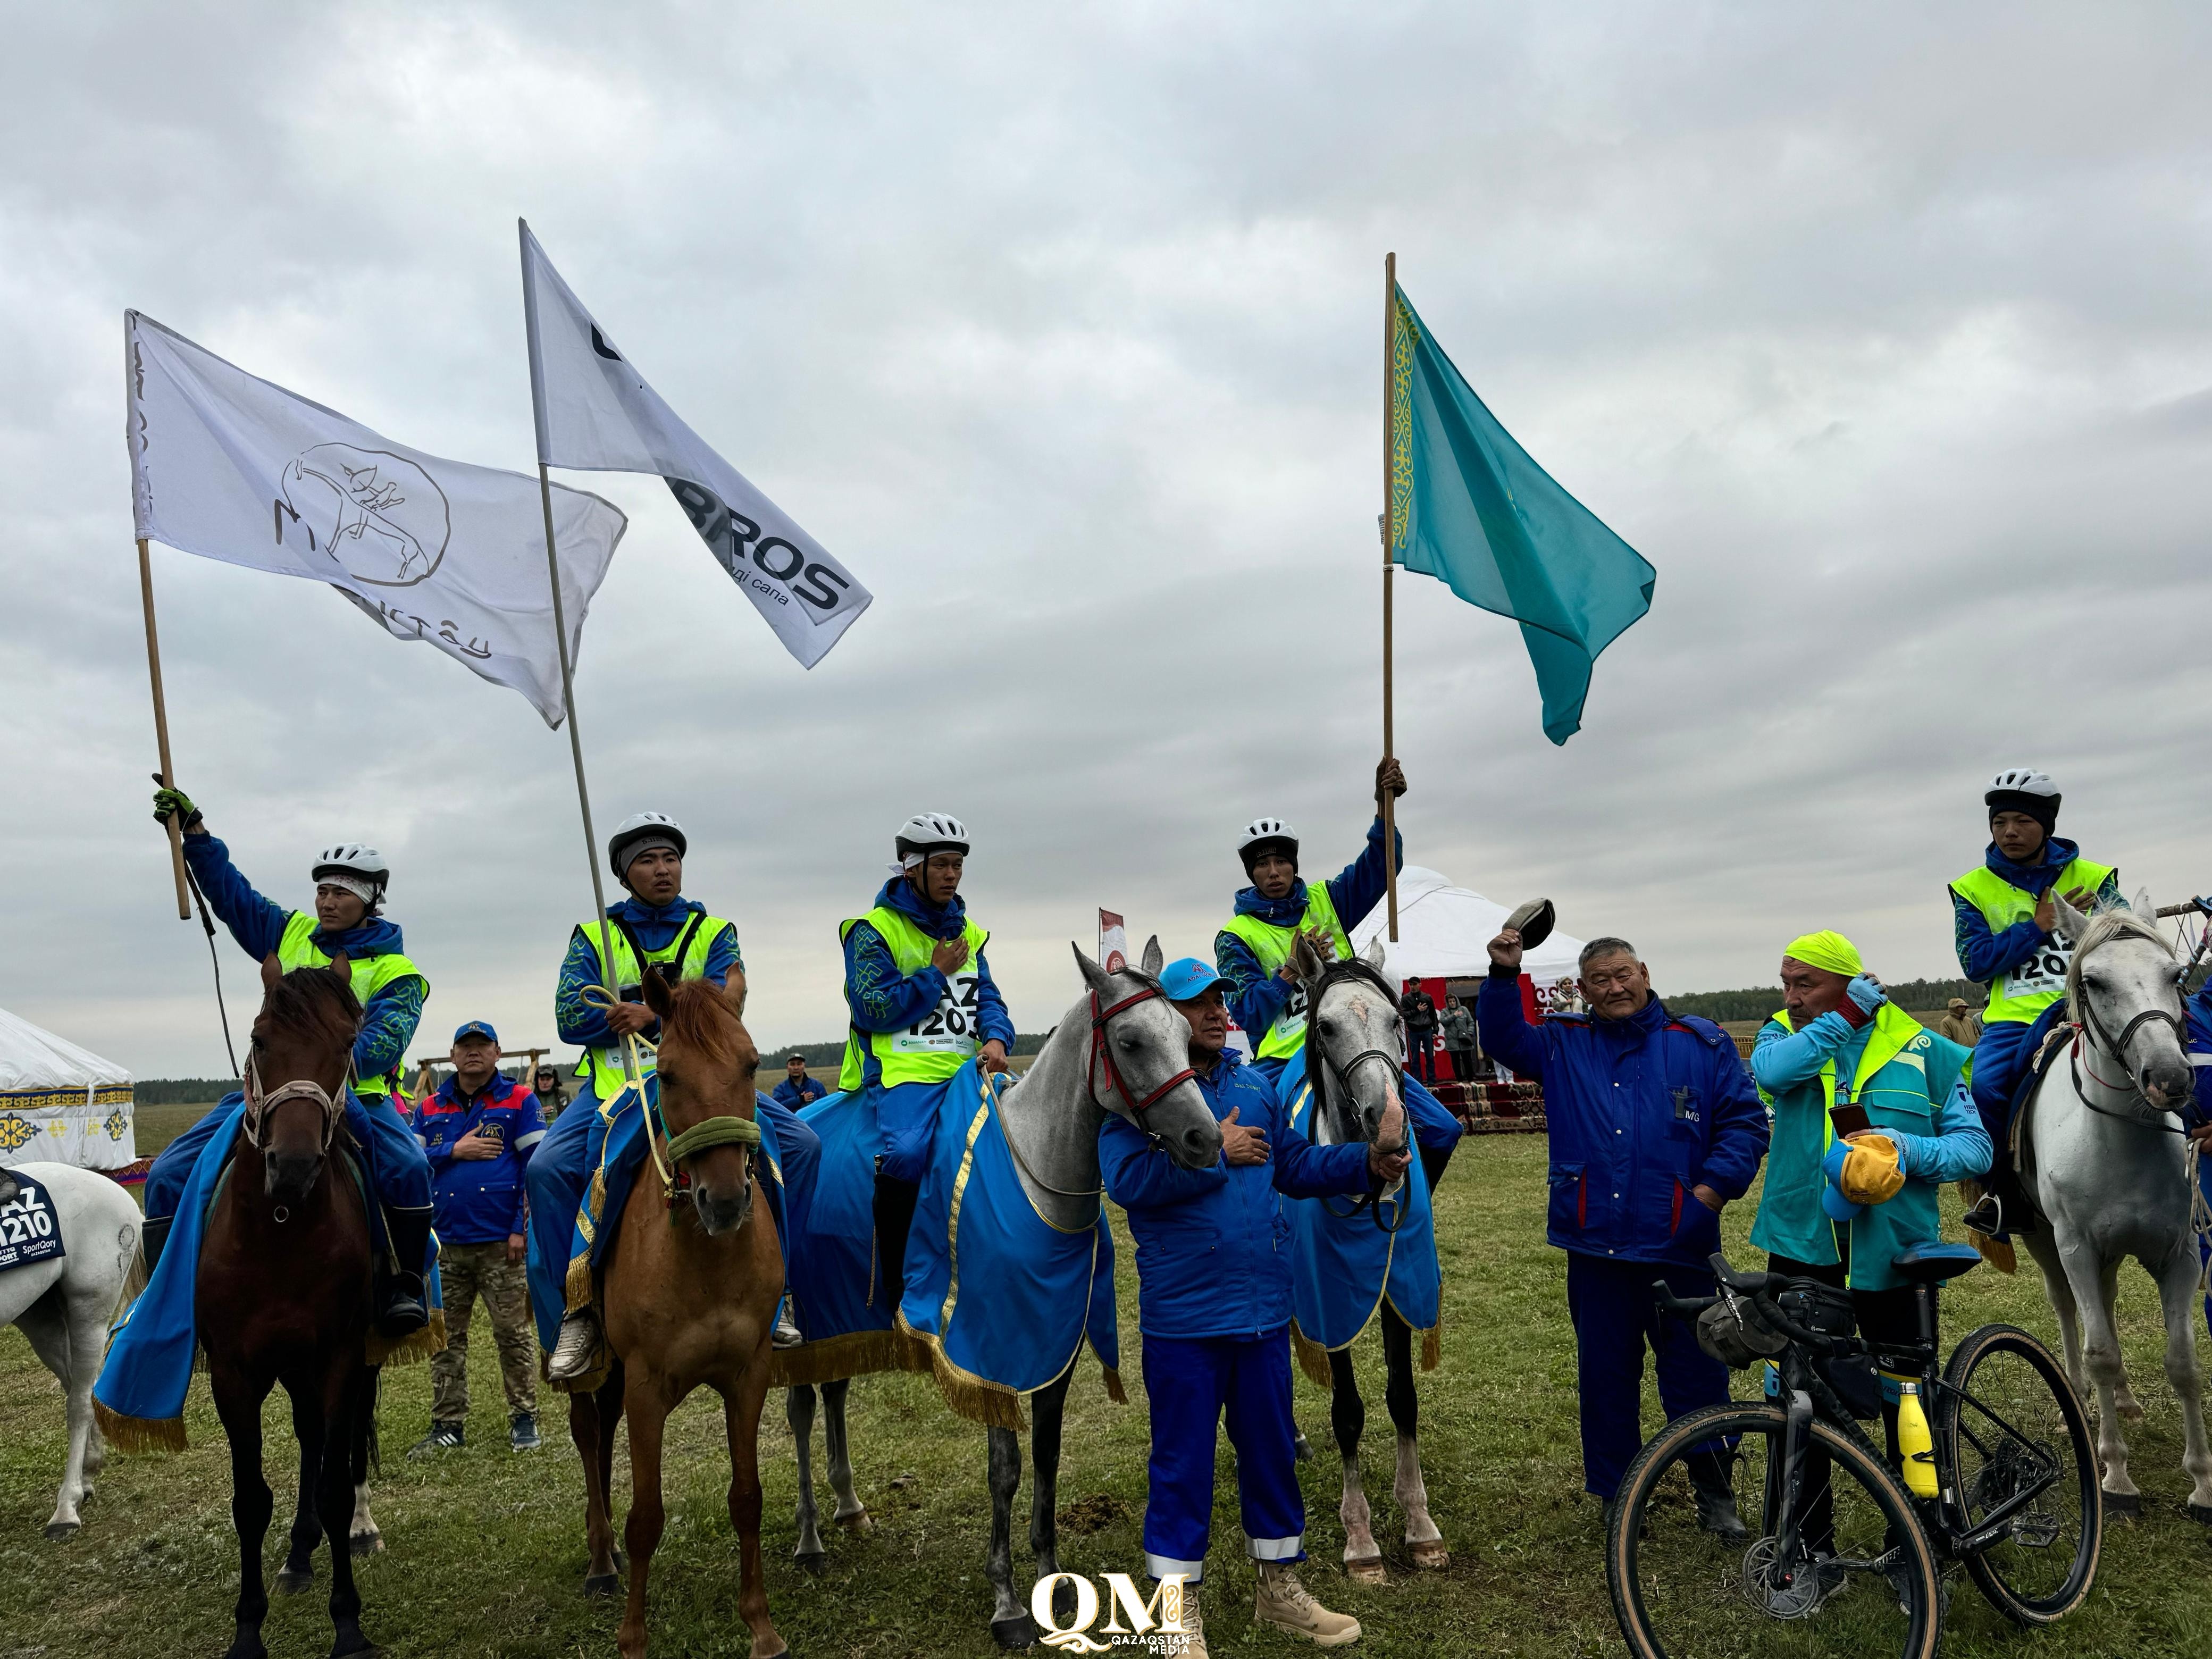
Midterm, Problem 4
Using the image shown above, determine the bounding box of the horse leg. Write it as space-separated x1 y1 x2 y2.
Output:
317 1366 373 1658
2151 1242 2212 1520
2059 1242 2140 1513
18 1288 90 1540
349 1367 383 1557
823 1376 871 1532
724 1378 789 1659
1029 1368 1076 1624
1380 1308 1446 1568
573 1371 623 1595
984 1425 1032 1648
1328 1346 1383 1582
277 1385 325 1593
787 1384 825 1568
618 1373 672 1659
211 1367 275 1659
2102 1253 2144 1423
2023 1229 2088 1398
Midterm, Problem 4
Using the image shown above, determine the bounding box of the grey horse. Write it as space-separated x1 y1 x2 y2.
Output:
2015 892 2212 1521
785 936 1224 1647
1283 934 1450 1579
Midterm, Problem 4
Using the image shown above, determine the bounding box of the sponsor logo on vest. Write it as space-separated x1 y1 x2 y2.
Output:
1031 1571 1193 1654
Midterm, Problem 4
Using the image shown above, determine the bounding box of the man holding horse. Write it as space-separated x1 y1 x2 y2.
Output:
1478 926 1769 1534
530 810 818 1381
142 785 435 1338
1100 957 1409 1655
837 811 1015 1302
1948 767 2119 1237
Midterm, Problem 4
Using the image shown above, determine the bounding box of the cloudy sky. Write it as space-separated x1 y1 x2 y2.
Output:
4 3 2208 1079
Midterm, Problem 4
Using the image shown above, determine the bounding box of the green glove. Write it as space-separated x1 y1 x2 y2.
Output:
151 782 200 831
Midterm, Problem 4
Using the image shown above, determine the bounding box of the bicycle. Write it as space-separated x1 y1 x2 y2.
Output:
1605 1247 2101 1659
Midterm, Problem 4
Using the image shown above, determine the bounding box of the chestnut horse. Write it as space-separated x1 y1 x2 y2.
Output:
199 961 379 1659
568 967 787 1659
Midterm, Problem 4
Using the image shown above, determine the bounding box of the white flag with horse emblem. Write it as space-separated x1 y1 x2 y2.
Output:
125 310 628 728
518 221 872 669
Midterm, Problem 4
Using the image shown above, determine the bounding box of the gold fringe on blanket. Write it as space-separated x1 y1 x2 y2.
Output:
761 1328 931 1390
367 1308 447 1368
893 1312 1028 1431
564 1251 596 1312
94 1398 186 1455
1290 1321 1335 1389
1420 1319 1442 1372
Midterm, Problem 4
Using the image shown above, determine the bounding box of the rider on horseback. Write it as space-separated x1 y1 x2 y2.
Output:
839 812 1015 1307
1949 769 2121 1238
530 811 818 1383
140 785 435 1338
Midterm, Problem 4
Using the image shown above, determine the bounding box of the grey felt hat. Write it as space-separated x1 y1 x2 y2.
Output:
1503 898 1556 950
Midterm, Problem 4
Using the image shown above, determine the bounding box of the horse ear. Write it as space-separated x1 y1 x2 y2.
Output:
641 964 675 1020
1140 935 1164 976
1287 932 1321 986
2048 886 2091 943
2130 886 2155 924
723 966 749 1019
259 952 282 993
324 950 350 988
1362 934 1388 971
1072 942 1112 996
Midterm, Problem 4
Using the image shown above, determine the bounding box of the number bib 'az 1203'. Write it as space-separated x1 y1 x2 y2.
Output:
894 970 982 1057
0 1175 65 1272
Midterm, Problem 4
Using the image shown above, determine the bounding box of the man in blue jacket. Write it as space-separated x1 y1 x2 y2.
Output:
2182 979 2212 1340
772 1053 829 1110
1101 958 1407 1653
410 1021 546 1457
1479 927 1770 1532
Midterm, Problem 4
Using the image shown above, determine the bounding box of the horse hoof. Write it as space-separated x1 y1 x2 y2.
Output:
795 1549 826 1577
2105 1490 2142 1520
584 1572 623 1598
835 1510 874 1535
2187 1502 2212 1526
42 1521 80 1542
990 1613 1037 1649
276 1567 315 1595
1409 1540 1449 1570
1345 1556 1387 1585
349 1530 384 1558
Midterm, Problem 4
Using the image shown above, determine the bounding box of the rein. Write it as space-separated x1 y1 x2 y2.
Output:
1086 984 1197 1137
1304 958 1407 1233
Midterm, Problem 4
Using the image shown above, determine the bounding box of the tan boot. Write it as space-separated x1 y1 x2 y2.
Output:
1253 1560 1361 1647
1161 1581 1206 1659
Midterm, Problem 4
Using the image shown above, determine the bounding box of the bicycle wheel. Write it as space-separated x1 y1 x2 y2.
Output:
1938 1321 2101 1624
1607 1402 1941 1659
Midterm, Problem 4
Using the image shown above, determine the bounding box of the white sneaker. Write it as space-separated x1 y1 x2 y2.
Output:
547 1309 601 1381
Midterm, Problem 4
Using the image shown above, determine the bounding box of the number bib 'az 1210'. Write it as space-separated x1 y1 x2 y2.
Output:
0 1175 65 1272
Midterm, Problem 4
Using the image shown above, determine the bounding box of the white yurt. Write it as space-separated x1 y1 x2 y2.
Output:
1348 865 1587 1006
0 1007 136 1170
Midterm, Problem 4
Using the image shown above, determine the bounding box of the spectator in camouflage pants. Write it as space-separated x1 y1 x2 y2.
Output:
409 1021 547 1454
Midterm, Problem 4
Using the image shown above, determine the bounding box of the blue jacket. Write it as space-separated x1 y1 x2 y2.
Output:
182 833 425 1088
772 1075 829 1109
842 879 1015 1084
1100 1048 1371 1339
1477 972 1769 1266
1215 817 1402 1043
1950 836 2122 986
2182 986 2212 1137
555 896 743 1050
410 1073 546 1244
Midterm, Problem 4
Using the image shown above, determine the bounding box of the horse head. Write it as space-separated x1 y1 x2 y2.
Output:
246 960 361 1208
1071 936 1223 1169
1289 933 1408 1153
2052 888 2194 1111
641 966 762 1237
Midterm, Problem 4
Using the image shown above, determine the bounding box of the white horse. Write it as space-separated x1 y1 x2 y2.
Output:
2017 893 2212 1521
0 1162 143 1538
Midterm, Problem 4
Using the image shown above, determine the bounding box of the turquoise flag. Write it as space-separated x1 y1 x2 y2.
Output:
1389 286 1655 744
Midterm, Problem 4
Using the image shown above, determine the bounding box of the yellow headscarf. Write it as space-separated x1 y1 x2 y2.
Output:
1783 930 1863 978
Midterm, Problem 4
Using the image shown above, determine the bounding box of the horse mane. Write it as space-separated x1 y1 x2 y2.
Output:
2065 906 2172 1012
257 965 363 1050
657 976 748 1071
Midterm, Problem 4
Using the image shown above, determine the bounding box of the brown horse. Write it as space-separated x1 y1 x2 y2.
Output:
198 960 380 1659
569 967 787 1659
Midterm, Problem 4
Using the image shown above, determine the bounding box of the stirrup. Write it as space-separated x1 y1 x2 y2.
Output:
1961 1193 2004 1238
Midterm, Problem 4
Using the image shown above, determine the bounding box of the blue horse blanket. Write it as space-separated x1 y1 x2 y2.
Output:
1277 1052 1445 1379
94 1096 443 1452
771 1061 1122 1430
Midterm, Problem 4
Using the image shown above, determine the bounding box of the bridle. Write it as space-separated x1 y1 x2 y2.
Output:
1304 957 1411 1231
2066 929 2191 1135
240 1050 350 1154
1087 981 1197 1138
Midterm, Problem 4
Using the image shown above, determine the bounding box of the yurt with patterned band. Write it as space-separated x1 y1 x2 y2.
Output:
0 1006 135 1170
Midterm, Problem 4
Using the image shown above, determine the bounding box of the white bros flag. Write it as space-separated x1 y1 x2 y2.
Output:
125 312 627 728
518 222 871 668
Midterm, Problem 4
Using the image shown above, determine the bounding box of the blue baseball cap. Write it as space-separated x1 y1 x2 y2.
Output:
451 1020 500 1046
1158 958 1226 1002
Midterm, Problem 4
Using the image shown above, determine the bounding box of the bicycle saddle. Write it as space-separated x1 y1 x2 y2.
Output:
1891 1242 1981 1284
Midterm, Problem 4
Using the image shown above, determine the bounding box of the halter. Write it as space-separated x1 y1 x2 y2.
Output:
1086 982 1197 1136
1303 957 1410 1232
240 1050 350 1153
580 981 763 1217
2065 926 2191 1135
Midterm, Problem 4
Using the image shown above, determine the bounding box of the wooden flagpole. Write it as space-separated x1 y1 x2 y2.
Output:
1381 252 1398 943
137 538 191 921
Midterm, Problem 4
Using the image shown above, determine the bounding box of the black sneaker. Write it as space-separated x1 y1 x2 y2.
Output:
510 1412 542 1453
408 1421 464 1458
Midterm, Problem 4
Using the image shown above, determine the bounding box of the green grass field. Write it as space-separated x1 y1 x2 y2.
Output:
4 1137 2208 1657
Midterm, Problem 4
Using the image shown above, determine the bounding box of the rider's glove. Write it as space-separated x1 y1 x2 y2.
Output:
1836 973 1886 1028
151 780 202 832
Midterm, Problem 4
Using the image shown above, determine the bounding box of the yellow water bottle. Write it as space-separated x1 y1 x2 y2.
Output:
1896 1380 1938 1498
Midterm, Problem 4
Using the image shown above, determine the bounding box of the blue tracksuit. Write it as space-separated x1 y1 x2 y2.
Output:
1100 1049 1370 1581
772 1075 828 1110
843 879 1015 1183
1478 972 1771 1496
2183 986 2212 1340
1952 837 2122 1126
413 1074 545 1246
1214 817 1402 1084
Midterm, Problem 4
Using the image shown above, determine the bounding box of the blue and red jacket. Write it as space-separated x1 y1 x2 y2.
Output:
411 1074 546 1245
1477 973 1769 1267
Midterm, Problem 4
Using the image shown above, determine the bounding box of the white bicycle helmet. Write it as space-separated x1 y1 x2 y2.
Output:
1238 817 1300 875
895 812 969 861
608 810 688 878
311 843 389 908
1985 768 2058 801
